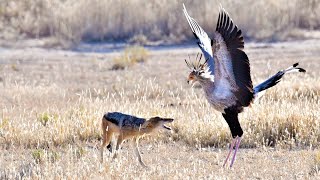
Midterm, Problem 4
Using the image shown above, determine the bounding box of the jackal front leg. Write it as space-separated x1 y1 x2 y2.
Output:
133 137 148 168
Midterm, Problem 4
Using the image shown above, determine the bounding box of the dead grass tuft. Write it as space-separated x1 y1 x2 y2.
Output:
310 151 320 176
32 149 59 164
128 34 150 45
37 112 58 126
111 45 149 70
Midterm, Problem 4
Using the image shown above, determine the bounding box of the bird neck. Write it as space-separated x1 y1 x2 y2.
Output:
198 79 215 97
198 78 214 89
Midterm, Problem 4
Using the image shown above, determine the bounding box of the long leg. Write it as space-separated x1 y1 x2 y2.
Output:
112 136 123 160
230 136 241 168
223 137 237 167
132 137 148 168
222 108 243 168
100 122 112 163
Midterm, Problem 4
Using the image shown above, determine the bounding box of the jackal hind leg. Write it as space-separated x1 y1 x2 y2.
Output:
112 135 123 160
100 124 113 163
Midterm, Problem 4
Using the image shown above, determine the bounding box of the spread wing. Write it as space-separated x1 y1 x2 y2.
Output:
183 4 214 77
214 8 253 106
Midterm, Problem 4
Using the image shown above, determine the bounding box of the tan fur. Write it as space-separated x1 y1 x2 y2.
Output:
100 116 173 167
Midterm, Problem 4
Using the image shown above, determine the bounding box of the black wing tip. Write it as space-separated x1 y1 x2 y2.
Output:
293 63 299 67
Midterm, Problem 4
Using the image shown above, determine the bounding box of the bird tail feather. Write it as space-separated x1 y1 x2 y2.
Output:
253 63 306 101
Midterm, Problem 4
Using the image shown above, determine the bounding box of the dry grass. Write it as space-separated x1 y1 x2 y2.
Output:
0 39 319 178
310 151 320 176
111 45 149 70
0 0 319 47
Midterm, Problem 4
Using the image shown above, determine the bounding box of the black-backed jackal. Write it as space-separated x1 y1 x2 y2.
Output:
100 112 174 167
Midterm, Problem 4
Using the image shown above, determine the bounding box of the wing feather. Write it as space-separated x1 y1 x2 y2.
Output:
183 4 215 76
214 8 253 106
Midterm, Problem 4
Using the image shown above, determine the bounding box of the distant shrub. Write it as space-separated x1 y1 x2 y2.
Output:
128 34 149 45
38 113 49 126
11 64 19 71
124 45 149 63
32 149 59 164
48 151 59 163
37 113 58 126
74 146 86 159
111 56 132 70
32 149 44 164
111 45 149 70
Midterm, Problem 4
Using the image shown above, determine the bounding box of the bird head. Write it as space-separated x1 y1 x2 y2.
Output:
185 53 211 85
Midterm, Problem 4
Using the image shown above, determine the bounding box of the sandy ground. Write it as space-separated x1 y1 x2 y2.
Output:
0 39 320 179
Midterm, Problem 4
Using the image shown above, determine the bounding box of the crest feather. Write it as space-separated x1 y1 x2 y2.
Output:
185 53 209 71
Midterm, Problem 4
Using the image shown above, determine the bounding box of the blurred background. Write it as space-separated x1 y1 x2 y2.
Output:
0 0 319 49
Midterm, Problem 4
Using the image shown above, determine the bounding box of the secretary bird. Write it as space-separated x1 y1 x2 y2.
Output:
183 4 306 168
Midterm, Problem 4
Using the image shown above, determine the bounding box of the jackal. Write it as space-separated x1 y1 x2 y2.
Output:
100 112 174 167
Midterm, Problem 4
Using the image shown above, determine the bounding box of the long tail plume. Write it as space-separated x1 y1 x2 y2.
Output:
253 63 306 101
